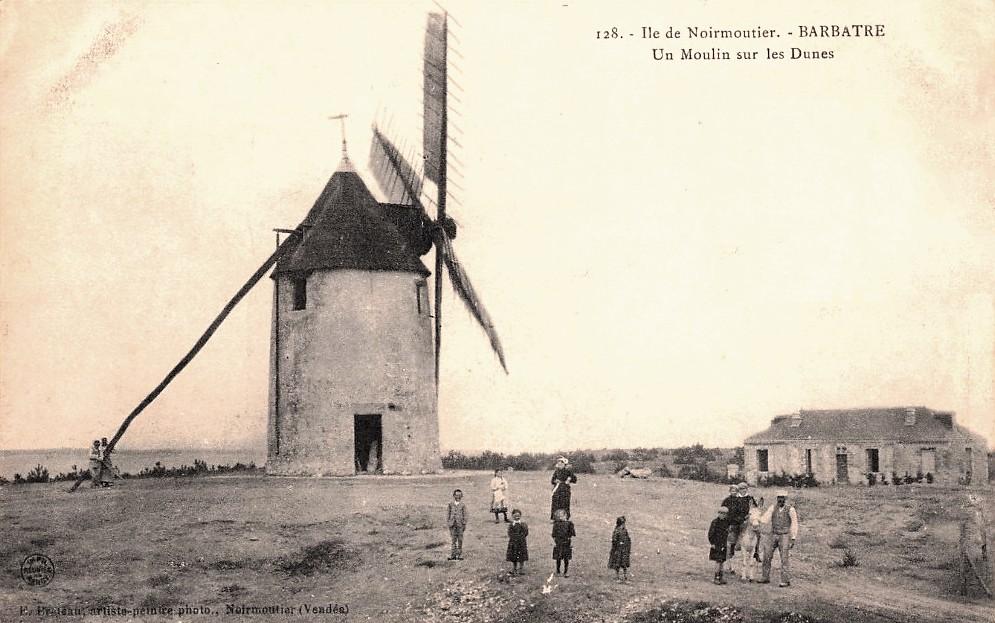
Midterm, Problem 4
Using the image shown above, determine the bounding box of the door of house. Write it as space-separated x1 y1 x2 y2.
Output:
921 449 936 475
836 453 848 482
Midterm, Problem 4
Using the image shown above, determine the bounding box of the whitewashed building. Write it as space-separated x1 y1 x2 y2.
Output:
743 407 989 486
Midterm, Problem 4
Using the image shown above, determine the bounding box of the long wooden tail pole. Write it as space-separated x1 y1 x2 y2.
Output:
69 232 300 492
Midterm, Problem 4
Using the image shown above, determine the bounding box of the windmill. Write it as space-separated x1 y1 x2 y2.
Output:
69 8 505 488
369 9 507 387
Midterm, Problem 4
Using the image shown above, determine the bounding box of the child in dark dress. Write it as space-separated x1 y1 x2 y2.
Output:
506 509 529 574
608 515 631 581
708 506 730 585
551 509 576 577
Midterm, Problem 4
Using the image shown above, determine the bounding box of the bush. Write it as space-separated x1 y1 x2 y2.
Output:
569 452 597 474
866 473 877 486
656 463 674 478
26 464 49 484
672 443 715 465
603 449 630 463
757 471 819 488
441 450 597 473
676 462 721 483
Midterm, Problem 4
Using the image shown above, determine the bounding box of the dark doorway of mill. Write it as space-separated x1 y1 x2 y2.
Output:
354 414 383 474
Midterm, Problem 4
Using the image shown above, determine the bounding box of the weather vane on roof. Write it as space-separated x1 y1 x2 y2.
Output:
328 113 349 158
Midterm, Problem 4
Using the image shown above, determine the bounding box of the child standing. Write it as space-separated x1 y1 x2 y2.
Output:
608 516 631 581
552 509 576 577
490 469 509 523
708 506 730 585
506 509 529 574
446 489 468 560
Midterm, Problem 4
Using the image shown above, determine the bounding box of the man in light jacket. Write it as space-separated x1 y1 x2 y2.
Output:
758 489 798 587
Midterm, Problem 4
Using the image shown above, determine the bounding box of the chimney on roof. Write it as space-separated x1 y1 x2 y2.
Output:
904 407 917 426
934 411 954 429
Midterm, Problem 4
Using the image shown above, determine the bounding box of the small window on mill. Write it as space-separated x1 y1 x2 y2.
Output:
416 281 429 315
904 407 916 426
292 276 307 310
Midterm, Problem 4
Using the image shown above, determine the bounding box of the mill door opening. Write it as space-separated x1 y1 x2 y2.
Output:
354 414 383 474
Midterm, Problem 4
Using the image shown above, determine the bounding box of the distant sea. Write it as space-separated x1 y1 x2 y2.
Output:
0 447 267 480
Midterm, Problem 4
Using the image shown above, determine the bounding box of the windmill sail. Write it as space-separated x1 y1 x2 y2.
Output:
440 229 507 372
369 126 424 207
422 11 447 185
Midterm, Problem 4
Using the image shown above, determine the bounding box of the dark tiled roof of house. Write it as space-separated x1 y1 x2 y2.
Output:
274 159 430 277
744 407 981 444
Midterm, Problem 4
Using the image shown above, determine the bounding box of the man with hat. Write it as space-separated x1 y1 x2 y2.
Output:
758 489 798 587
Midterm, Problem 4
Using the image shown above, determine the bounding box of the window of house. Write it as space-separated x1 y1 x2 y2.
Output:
757 449 769 473
416 281 429 315
789 414 801 427
292 276 307 310
805 449 813 474
866 448 879 473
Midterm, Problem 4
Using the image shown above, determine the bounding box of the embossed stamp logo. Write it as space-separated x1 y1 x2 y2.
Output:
21 554 55 587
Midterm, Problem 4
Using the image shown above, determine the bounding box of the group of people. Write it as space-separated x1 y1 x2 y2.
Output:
452 461 799 587
709 482 799 587
445 457 632 581
88 437 117 488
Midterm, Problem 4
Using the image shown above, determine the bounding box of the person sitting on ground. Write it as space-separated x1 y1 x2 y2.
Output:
708 506 731 585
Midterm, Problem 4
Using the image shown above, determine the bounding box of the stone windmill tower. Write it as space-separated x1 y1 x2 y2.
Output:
266 150 442 476
267 11 507 476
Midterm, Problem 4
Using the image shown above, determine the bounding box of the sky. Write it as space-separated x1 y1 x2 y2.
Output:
1 1 993 453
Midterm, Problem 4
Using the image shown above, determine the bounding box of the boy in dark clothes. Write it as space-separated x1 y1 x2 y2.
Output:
708 506 730 585
720 485 740 561
506 509 529 574
551 509 576 577
608 516 631 581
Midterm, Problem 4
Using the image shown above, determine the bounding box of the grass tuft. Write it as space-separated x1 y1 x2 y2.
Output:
838 549 859 568
276 539 357 577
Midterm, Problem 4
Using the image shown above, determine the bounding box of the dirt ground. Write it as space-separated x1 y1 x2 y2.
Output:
1 471 992 622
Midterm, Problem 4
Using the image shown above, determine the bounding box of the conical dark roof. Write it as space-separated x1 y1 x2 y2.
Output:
275 159 430 277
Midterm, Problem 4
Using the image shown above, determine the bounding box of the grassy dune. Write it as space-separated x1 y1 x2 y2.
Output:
1 471 992 622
